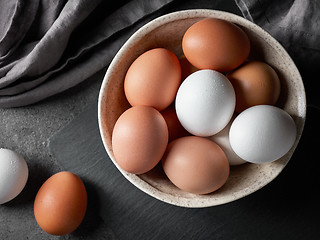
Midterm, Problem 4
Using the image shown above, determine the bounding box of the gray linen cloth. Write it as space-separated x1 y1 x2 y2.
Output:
0 0 174 107
0 0 319 107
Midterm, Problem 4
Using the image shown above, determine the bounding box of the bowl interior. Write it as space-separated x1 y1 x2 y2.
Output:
98 10 306 207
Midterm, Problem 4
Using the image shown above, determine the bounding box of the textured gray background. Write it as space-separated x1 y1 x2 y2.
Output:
1 0 320 239
0 70 113 239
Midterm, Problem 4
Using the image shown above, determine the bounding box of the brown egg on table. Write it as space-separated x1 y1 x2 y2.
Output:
161 104 190 142
182 18 250 72
34 171 87 236
112 105 168 174
227 60 281 113
162 136 229 195
179 56 198 81
124 48 181 111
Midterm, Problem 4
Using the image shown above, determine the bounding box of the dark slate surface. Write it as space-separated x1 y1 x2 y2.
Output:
49 98 320 240
48 0 320 239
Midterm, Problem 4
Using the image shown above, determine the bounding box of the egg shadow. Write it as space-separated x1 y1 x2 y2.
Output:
70 176 107 237
3 161 52 208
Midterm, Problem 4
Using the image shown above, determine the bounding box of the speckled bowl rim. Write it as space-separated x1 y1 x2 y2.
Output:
98 9 306 208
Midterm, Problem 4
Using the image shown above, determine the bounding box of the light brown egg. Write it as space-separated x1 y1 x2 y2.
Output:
227 60 281 113
182 18 250 72
161 104 190 142
34 171 87 236
162 136 229 194
112 106 168 174
124 48 181 111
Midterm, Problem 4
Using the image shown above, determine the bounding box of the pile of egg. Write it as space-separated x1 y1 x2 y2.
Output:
112 18 297 195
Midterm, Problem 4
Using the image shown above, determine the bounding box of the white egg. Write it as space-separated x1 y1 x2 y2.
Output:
209 116 247 166
175 69 235 136
229 105 297 164
0 148 28 204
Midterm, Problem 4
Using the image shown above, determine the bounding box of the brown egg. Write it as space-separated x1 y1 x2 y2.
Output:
161 104 190 142
179 56 198 81
34 171 87 236
162 136 229 194
227 60 281 113
182 18 250 72
112 106 168 174
124 48 181 111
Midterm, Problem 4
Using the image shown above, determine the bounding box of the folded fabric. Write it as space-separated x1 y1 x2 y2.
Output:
0 0 175 108
1 0 319 108
235 0 320 106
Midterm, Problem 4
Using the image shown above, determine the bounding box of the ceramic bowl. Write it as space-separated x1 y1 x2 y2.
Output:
98 9 306 208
